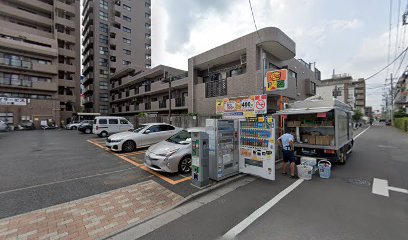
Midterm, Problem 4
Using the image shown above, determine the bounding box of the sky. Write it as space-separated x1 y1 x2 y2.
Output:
150 0 408 111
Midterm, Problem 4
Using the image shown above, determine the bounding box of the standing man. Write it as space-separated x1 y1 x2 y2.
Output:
278 129 298 179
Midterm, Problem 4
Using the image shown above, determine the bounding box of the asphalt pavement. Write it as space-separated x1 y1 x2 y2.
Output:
0 130 197 220
137 125 408 240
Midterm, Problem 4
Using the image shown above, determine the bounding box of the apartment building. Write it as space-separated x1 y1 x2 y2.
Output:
353 78 366 113
187 27 321 115
317 74 366 112
0 0 80 128
109 65 188 116
82 0 152 114
394 70 408 112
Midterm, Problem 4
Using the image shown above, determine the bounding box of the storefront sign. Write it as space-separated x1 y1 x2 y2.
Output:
216 95 267 118
265 69 288 91
0 97 27 106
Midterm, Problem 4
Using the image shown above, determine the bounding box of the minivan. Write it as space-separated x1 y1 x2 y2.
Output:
93 116 134 137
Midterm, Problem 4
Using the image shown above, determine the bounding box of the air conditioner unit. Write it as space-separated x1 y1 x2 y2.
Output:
240 54 247 65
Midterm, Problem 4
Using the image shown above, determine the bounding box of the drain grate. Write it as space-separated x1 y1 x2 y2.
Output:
343 177 371 187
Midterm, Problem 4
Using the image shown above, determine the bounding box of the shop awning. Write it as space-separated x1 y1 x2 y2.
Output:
274 107 333 115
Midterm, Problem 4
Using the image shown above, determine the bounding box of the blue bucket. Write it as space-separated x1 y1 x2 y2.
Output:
318 160 331 179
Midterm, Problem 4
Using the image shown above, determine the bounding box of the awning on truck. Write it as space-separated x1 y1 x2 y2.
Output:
274 107 333 115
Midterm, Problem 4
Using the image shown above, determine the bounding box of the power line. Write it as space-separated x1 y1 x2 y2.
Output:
365 45 408 81
248 0 262 42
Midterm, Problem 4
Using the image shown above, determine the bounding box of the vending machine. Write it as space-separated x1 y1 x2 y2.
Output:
206 119 239 181
191 131 210 188
239 116 276 180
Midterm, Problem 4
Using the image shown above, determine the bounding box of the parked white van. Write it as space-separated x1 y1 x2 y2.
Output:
93 116 134 137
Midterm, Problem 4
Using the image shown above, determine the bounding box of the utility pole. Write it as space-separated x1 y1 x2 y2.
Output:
390 73 394 126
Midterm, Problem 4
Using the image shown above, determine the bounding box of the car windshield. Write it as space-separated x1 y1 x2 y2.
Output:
134 125 147 133
166 130 191 145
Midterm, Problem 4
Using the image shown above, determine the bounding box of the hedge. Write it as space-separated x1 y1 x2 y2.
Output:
394 117 408 133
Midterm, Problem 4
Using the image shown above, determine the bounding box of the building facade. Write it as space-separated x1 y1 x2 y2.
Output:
394 71 408 113
109 65 188 116
317 74 366 112
0 0 81 128
187 27 321 115
82 0 152 114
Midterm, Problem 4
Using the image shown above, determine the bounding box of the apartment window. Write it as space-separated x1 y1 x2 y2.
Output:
145 34 151 40
123 38 131 44
123 15 131 22
99 11 108 21
289 70 297 80
145 64 151 69
123 49 131 55
123 26 131 33
99 0 108 9
145 2 151 8
99 34 108 44
100 96 109 102
99 22 108 33
145 13 151 19
123 4 131 11
99 58 108 67
145 44 151 50
100 81 108 90
123 60 131 65
100 69 109 78
99 46 108 55
145 23 151 30
145 54 151 60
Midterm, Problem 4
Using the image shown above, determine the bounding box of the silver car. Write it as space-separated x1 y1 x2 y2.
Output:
106 123 182 152
144 127 206 174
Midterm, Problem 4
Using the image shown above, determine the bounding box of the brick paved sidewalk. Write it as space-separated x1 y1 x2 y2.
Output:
0 180 183 240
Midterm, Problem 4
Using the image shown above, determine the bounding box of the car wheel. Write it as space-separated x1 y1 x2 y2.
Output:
100 131 108 138
122 140 136 152
178 157 192 174
71 126 77 130
85 128 91 134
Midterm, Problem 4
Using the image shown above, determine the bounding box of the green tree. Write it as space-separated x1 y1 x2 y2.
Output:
352 109 363 122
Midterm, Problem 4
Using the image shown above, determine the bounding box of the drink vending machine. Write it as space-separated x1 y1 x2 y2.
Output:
239 116 276 180
191 131 210 188
206 119 240 181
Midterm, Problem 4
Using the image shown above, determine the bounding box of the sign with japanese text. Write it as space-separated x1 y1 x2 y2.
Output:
265 69 288 91
216 95 267 118
0 97 27 106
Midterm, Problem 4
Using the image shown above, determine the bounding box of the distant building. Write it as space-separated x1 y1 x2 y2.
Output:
316 74 366 112
109 65 188 115
82 0 152 114
394 71 408 113
364 106 373 119
0 0 81 127
187 27 321 115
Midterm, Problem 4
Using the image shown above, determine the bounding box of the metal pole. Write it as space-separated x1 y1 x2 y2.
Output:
262 57 266 95
168 76 172 124
391 73 394 126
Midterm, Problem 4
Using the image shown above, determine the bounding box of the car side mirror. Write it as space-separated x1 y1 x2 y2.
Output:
144 130 151 134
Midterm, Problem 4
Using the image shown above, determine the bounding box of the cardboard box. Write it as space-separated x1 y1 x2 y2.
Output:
287 121 301 127
301 134 316 144
316 135 333 146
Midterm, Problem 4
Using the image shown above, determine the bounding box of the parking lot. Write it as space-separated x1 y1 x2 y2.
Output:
0 129 198 220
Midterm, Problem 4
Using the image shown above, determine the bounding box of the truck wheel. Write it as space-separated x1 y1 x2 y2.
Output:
338 150 347 165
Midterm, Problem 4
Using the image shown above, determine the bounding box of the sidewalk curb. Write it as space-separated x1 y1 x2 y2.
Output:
104 173 248 239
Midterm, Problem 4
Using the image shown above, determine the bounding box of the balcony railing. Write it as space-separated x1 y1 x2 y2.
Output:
145 84 151 92
175 98 186 107
205 79 227 98
0 57 33 69
145 102 151 110
159 101 167 108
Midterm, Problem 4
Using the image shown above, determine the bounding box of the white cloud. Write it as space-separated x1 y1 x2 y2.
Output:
151 0 400 110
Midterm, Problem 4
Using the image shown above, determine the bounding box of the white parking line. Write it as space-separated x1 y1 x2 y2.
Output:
222 179 304 239
353 126 370 140
0 167 142 195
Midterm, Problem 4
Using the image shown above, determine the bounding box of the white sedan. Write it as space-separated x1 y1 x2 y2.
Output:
105 123 182 152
